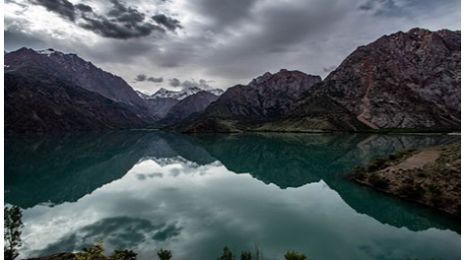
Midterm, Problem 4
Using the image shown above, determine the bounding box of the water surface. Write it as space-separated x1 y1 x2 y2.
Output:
5 132 460 260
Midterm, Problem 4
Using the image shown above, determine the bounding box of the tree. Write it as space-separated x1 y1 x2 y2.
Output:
76 241 106 260
241 251 252 260
110 249 137 260
284 251 307 260
218 247 234 260
157 249 172 260
4 206 23 260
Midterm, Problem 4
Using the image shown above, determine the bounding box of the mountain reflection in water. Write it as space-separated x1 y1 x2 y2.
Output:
5 131 460 260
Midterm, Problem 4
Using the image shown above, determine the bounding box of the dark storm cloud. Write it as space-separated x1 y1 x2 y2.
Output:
169 78 181 87
148 77 163 83
8 0 460 91
135 74 163 83
75 3 92 13
188 0 257 30
79 16 162 39
30 0 182 39
33 0 76 21
152 14 182 31
181 79 212 89
135 74 148 81
357 0 407 16
356 0 455 17
76 0 165 39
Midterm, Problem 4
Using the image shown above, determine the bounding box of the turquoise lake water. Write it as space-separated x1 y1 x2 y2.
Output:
5 132 460 260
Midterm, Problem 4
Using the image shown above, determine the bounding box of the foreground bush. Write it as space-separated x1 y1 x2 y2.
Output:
4 206 23 260
284 251 307 260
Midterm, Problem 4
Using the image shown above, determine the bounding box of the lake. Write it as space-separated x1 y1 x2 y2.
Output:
5 132 460 260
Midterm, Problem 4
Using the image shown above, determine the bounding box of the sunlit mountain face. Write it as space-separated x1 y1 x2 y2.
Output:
5 132 460 260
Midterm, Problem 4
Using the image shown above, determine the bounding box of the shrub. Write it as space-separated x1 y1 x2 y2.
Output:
157 249 172 260
398 183 425 199
110 250 137 260
351 166 366 180
367 158 387 171
241 251 252 260
76 242 106 260
431 195 445 208
426 184 442 195
218 247 234 260
284 251 307 260
4 206 23 260
368 174 390 189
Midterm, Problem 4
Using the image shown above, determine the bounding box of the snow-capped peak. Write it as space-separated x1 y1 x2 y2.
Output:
148 86 224 100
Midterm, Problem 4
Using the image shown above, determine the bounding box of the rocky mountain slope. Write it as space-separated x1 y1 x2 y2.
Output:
4 48 157 133
137 86 224 120
6 48 148 109
161 91 220 125
137 91 179 119
179 28 460 133
177 69 323 132
5 48 157 123
290 28 461 131
5 28 460 134
5 71 149 133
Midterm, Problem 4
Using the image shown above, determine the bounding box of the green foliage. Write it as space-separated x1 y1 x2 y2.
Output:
218 247 234 260
157 248 172 260
76 241 106 260
284 251 307 260
241 251 252 260
110 249 137 260
4 205 23 260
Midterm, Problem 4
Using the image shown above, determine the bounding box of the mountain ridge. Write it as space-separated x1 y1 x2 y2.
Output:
4 27 460 134
177 28 460 133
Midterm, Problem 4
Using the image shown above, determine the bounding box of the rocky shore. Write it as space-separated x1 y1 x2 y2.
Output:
349 143 460 217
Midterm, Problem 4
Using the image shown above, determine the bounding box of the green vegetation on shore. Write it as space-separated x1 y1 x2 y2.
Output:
4 207 308 260
25 242 308 260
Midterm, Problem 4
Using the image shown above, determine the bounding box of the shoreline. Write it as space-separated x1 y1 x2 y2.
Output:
348 143 461 218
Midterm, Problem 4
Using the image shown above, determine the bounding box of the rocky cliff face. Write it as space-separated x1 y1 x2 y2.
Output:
316 28 460 130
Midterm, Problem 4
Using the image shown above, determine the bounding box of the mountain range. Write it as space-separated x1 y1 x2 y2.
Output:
179 28 461 133
136 86 223 119
4 28 461 134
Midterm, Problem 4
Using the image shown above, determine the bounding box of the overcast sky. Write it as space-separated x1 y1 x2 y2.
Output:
4 0 461 94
